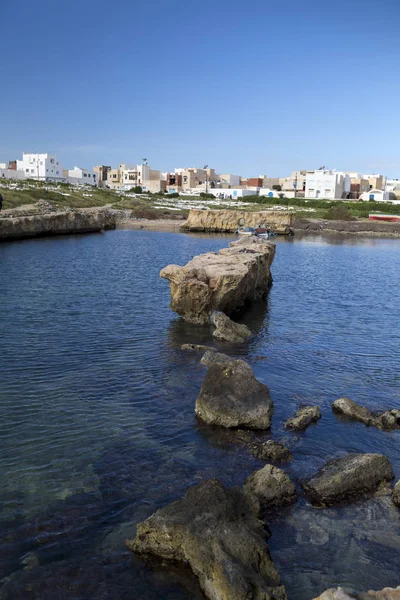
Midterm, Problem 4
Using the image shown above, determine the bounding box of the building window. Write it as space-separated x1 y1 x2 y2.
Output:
31 169 34 173
183 176 188 183
84 173 87 177
50 159 54 164
56 171 59 175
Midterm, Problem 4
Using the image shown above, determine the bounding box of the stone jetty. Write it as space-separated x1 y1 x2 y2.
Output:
180 208 295 235
160 236 276 324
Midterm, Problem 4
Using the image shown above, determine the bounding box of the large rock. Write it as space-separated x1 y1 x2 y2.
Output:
313 586 400 599
180 208 295 235
244 465 297 510
284 406 321 431
332 398 400 431
212 312 252 343
392 481 400 508
160 240 275 324
248 440 292 463
0 208 113 240
195 360 274 429
303 453 394 507
126 479 287 600
200 350 234 368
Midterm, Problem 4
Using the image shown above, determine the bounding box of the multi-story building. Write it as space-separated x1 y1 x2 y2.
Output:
218 174 241 188
67 166 97 186
16 153 65 182
180 167 218 191
305 170 351 200
94 165 111 188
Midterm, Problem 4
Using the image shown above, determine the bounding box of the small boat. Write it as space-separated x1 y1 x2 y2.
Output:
255 227 272 239
236 226 256 236
369 214 400 222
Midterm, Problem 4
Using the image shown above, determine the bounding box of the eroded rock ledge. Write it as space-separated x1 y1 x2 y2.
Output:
181 209 295 235
160 237 276 324
0 207 124 240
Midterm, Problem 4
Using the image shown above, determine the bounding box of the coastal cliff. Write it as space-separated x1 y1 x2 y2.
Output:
180 208 295 234
0 208 120 241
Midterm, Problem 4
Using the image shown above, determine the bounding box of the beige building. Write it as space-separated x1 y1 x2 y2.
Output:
180 167 218 191
94 165 111 187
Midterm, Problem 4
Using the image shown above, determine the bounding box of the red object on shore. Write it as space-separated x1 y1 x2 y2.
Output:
369 214 400 222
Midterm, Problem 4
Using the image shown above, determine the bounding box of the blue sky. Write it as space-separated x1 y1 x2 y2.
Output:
1 0 399 176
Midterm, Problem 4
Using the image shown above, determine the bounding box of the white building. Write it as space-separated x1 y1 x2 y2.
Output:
67 166 97 186
359 189 390 202
16 153 65 182
209 188 258 199
385 178 400 193
305 170 350 200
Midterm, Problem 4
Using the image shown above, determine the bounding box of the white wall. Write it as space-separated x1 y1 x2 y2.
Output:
67 166 97 186
0 169 26 181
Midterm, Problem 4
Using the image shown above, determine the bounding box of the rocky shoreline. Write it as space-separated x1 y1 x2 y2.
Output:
122 236 400 600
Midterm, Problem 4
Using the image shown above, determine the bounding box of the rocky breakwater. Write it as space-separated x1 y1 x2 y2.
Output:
181 208 295 235
0 207 118 241
160 236 276 324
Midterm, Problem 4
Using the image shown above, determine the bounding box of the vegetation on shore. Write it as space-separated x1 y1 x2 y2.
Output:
2 178 400 222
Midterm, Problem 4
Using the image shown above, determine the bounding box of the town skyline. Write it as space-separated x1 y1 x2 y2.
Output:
2 0 400 178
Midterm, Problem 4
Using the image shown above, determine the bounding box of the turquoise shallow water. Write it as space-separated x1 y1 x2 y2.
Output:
0 230 399 599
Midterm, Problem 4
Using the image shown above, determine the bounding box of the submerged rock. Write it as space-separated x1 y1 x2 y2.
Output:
303 453 394 507
160 240 275 324
195 360 274 429
392 482 400 508
244 464 297 510
332 397 376 426
181 343 217 353
126 479 287 600
284 406 321 431
248 440 293 463
211 311 252 343
313 586 400 599
332 397 400 431
200 350 234 367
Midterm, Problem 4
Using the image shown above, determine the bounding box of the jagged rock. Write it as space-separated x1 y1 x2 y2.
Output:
181 343 217 353
378 410 400 431
126 479 287 600
392 481 400 508
313 586 400 599
211 312 252 343
303 453 394 507
248 440 292 463
200 350 234 367
332 397 400 431
160 241 275 324
244 465 297 510
284 406 321 431
195 360 273 429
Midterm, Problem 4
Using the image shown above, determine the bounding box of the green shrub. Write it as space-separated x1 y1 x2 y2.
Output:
169 192 180 198
324 205 355 221
133 185 142 193
200 192 215 198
